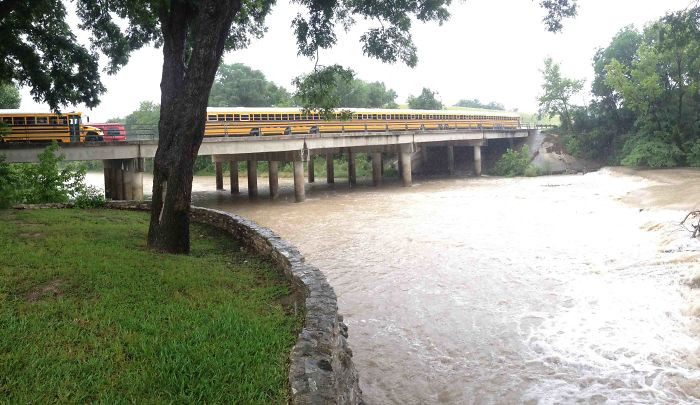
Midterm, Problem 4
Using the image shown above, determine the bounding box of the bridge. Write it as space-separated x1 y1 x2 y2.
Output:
0 128 532 202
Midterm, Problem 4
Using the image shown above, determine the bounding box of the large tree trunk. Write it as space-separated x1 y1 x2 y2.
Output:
147 0 241 254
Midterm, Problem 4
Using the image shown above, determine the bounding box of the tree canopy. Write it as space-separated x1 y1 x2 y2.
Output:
0 82 20 109
560 6 700 167
537 57 584 132
408 88 443 110
209 63 292 107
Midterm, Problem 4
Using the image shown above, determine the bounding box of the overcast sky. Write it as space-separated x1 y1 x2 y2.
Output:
20 0 694 121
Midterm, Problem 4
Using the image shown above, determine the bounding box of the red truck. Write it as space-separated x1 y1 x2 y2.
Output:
90 123 127 142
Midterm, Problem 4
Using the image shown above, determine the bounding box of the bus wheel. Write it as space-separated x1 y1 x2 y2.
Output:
284 126 292 135
309 126 319 134
85 132 99 141
250 128 261 136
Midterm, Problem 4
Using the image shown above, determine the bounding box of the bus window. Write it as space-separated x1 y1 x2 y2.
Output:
233 114 240 121
282 114 288 121
50 117 58 125
2 117 11 124
260 114 268 121
59 117 68 125
241 114 249 121
218 114 226 121
13 117 25 125
208 114 217 121
294 114 301 120
253 114 260 121
312 114 319 120
225 114 233 121
26 117 36 125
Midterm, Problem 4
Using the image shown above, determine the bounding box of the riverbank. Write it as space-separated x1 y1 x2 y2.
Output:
0 209 300 403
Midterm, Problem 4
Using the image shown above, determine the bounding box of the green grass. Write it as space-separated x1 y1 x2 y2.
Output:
0 209 301 403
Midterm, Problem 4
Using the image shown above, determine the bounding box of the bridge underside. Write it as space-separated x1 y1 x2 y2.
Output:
0 129 532 202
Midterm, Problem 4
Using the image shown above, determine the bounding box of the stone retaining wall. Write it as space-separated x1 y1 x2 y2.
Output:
102 201 363 404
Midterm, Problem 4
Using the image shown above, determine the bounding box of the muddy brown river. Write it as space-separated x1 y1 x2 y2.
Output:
89 168 700 404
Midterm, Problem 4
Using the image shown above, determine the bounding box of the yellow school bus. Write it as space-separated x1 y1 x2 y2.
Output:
0 110 104 142
204 107 521 137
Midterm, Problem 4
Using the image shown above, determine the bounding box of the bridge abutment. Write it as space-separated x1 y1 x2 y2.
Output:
400 145 413 187
348 148 357 187
474 145 482 176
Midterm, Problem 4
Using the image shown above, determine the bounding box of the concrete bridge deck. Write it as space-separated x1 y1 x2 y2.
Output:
0 128 532 202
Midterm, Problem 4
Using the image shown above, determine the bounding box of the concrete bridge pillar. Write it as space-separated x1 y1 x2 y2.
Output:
102 158 144 200
326 153 335 184
293 159 305 203
348 148 356 187
229 160 239 194
372 152 382 186
308 152 315 183
447 144 455 175
400 145 413 187
215 162 224 190
247 160 258 199
269 161 280 200
474 145 482 176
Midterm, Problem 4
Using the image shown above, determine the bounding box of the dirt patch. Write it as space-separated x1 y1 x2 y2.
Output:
26 279 64 301
19 232 44 239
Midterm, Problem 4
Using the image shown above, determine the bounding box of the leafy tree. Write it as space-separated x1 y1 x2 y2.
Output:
0 82 20 108
209 63 291 107
1 1 577 253
455 98 505 110
408 88 443 110
538 57 584 132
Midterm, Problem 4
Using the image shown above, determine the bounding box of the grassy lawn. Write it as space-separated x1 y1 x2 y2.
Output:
0 209 301 403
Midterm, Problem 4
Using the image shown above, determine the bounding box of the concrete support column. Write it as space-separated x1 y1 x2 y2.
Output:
308 153 315 183
326 153 334 184
215 161 224 190
247 160 258 199
229 160 239 194
474 145 482 177
447 144 455 175
400 146 412 187
268 161 279 200
293 159 305 203
103 160 113 199
421 146 429 166
372 152 382 186
348 148 356 187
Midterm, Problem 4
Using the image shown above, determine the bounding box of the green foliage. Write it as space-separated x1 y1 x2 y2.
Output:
0 156 18 208
14 143 86 204
492 145 533 177
539 0 578 32
687 142 700 167
455 99 505 110
333 77 398 109
209 63 292 107
0 209 300 403
73 185 106 208
0 82 21 108
293 65 354 119
109 101 160 138
620 137 683 168
408 88 443 110
538 57 584 131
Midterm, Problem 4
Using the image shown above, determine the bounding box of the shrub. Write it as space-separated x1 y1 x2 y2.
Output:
0 156 19 208
620 138 682 168
493 145 533 177
74 185 106 208
687 141 700 167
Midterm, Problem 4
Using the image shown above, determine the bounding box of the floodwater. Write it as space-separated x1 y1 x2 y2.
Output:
88 168 700 404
